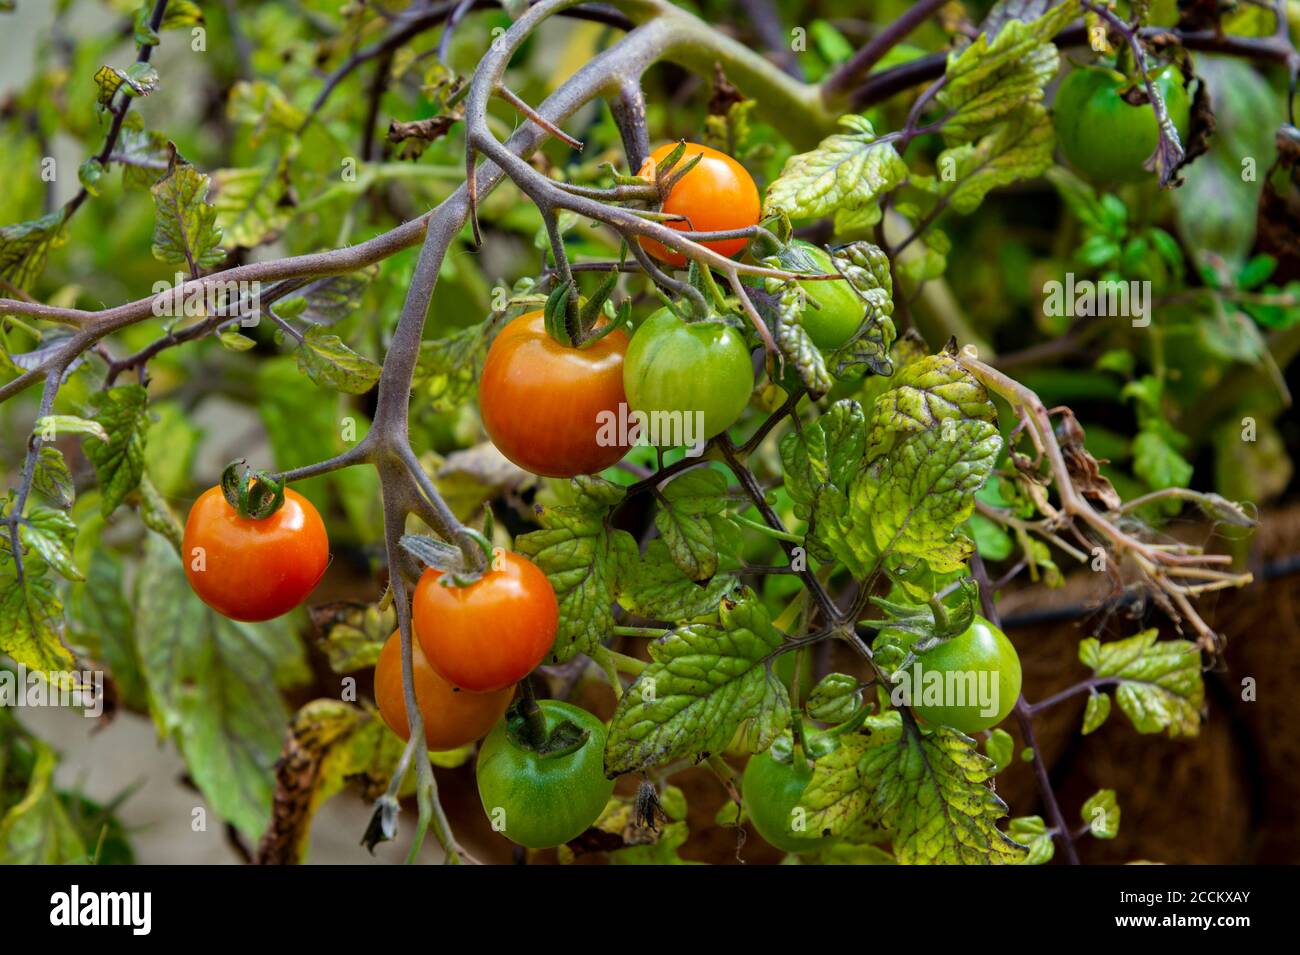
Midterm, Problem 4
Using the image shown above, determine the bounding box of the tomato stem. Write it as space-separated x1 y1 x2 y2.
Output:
516 678 549 749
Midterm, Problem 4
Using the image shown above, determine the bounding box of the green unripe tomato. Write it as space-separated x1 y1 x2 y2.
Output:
792 241 868 350
475 701 615 849
742 743 830 854
1053 64 1191 183
891 616 1022 734
623 307 754 442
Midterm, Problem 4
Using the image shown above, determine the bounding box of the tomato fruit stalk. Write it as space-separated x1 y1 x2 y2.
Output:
413 550 558 693
476 700 615 849
182 485 329 622
637 142 761 268
374 630 514 751
479 310 630 478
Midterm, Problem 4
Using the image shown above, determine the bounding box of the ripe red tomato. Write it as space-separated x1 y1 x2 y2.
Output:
637 142 761 268
413 550 559 692
373 630 513 751
479 310 630 478
182 485 328 622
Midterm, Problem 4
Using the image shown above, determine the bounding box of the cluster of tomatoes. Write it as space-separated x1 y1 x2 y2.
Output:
178 140 1034 855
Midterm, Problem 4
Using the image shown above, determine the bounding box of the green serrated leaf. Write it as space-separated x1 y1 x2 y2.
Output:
150 147 225 270
32 447 74 509
0 552 75 674
615 538 739 622
516 477 632 663
764 115 907 222
412 318 495 413
653 467 739 581
18 505 82 582
984 727 1014 772
1081 690 1111 734
0 211 67 292
937 1 1079 142
85 384 149 518
211 164 291 249
0 741 88 864
861 720 1026 864
1008 815 1055 864
1081 788 1120 839
806 672 862 724
604 590 790 775
1078 630 1203 737
296 326 381 395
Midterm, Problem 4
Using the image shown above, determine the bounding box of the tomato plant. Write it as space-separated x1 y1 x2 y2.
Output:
637 142 761 267
479 310 630 478
475 700 615 849
412 550 558 693
373 630 514 751
623 307 754 441
182 485 329 622
1053 64 1192 183
0 0 1289 873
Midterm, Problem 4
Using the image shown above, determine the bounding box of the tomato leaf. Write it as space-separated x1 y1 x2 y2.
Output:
1081 690 1111 735
134 533 307 840
1008 815 1055 864
0 740 88 864
0 552 75 675
0 210 67 292
614 539 739 622
296 326 382 395
936 0 1077 143
150 145 225 270
515 476 634 664
855 717 1027 864
603 589 790 776
806 672 862 724
1078 630 1204 738
85 384 150 518
31 447 74 509
652 467 740 581
1082 788 1121 840
18 505 82 582
763 115 907 225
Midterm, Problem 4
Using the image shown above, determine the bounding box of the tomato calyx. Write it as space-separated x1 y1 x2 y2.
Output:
399 526 493 587
542 275 631 348
639 139 704 202
220 459 286 519
504 692 590 759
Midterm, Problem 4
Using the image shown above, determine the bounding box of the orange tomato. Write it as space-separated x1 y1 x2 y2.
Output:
373 630 513 751
182 485 328 622
479 310 630 477
637 141 761 268
413 551 558 693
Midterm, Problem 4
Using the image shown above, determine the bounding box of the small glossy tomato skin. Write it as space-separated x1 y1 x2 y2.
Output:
374 630 513 751
792 241 868 350
742 748 828 854
476 701 614 849
906 615 1022 733
479 310 630 478
1053 65 1191 183
413 551 558 693
182 485 328 622
638 142 761 268
623 307 754 442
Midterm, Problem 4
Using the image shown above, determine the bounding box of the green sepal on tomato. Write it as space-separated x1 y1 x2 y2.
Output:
1053 63 1191 183
476 700 615 849
623 306 754 443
